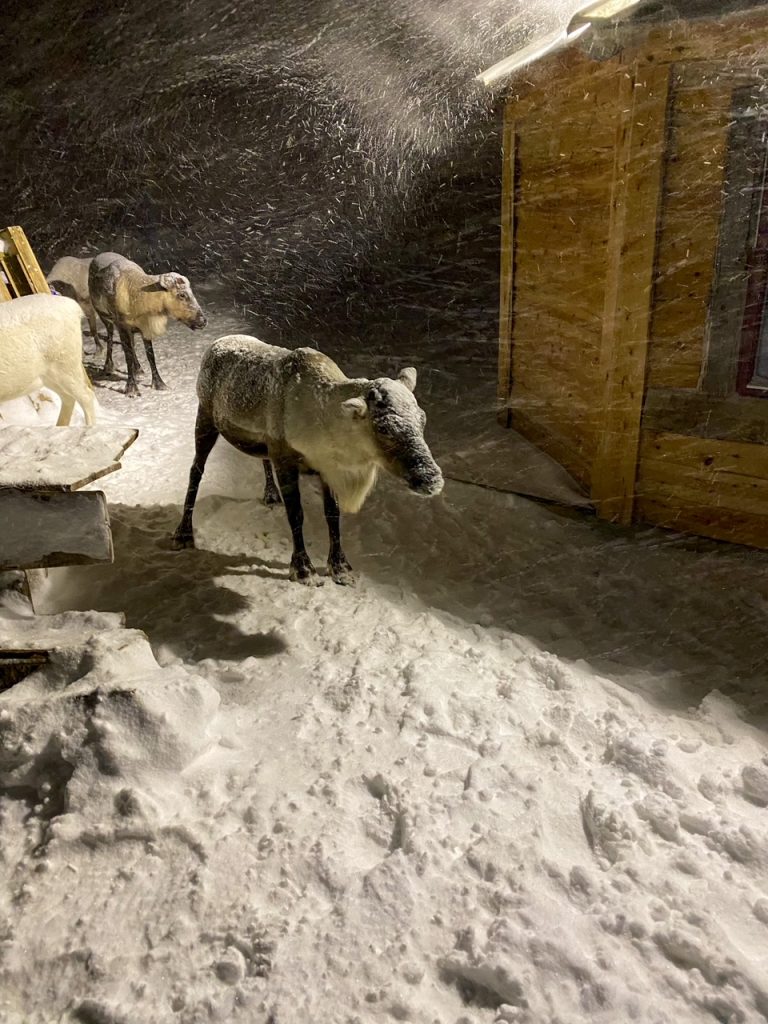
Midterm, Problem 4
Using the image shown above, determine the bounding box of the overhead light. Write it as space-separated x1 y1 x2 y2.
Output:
476 21 591 87
476 0 644 88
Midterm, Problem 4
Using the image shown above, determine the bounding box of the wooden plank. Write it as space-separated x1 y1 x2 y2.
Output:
642 387 768 445
591 61 671 524
507 64 619 468
0 426 139 491
0 490 113 571
640 429 768 479
6 226 50 296
497 103 516 427
502 48 623 124
637 464 768 518
635 495 768 549
637 428 768 544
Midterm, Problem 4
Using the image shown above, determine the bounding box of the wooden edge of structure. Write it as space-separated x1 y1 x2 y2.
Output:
590 61 671 525
496 103 516 428
0 427 139 492
0 490 114 573
0 225 50 300
41 427 140 493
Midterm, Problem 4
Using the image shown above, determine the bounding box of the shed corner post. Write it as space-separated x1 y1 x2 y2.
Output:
591 60 671 524
497 99 517 428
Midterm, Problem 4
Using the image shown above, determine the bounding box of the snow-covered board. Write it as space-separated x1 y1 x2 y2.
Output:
0 425 138 491
0 489 113 570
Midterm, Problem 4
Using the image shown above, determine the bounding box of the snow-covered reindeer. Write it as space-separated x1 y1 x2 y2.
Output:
46 256 101 347
0 294 95 425
171 335 444 585
89 252 207 396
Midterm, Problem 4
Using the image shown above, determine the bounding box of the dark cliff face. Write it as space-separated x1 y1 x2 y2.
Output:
0 0 532 349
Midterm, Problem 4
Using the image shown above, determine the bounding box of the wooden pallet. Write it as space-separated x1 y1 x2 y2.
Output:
0 225 50 302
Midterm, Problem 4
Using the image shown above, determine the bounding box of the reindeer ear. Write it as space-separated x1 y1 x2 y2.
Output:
341 397 368 419
398 367 417 392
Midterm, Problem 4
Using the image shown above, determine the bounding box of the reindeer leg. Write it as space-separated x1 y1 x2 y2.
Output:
102 318 115 374
274 458 321 585
142 337 168 391
262 459 282 506
322 482 355 585
85 304 103 351
119 327 142 397
172 406 219 549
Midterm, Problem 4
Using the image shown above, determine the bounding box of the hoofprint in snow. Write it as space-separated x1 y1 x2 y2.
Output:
1 304 768 1023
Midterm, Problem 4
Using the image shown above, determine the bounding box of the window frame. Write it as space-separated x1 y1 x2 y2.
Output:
700 86 768 398
737 133 768 396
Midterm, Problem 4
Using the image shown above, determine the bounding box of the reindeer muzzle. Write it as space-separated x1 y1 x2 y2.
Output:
405 463 444 497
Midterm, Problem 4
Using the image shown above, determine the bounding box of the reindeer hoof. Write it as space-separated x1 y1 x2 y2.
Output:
289 555 322 586
152 378 169 391
328 560 356 586
171 531 195 550
124 382 141 398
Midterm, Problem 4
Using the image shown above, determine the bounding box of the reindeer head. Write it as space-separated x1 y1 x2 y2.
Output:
341 367 443 498
159 273 207 330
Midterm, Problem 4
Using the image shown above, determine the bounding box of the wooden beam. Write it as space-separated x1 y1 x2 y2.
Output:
497 101 516 428
636 428 768 548
591 61 671 524
5 226 50 295
643 387 768 444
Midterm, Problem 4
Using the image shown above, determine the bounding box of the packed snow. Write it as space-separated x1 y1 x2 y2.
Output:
1 306 768 1024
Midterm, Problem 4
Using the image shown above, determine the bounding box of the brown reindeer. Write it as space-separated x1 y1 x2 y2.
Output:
172 334 444 586
89 252 206 396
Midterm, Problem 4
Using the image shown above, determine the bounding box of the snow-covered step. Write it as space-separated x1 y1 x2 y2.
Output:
0 424 138 572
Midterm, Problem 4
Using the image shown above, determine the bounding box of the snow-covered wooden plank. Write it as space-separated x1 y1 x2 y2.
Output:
0 490 113 570
0 425 138 491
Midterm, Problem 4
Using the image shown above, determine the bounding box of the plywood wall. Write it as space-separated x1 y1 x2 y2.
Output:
506 57 621 488
637 430 768 547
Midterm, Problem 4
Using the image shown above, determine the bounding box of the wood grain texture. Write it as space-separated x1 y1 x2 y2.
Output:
643 388 768 445
591 62 671 524
636 429 768 547
505 59 620 486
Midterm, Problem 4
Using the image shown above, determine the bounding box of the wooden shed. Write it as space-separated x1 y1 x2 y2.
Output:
496 0 768 547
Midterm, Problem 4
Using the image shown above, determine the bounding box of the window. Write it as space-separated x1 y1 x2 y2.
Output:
738 137 768 395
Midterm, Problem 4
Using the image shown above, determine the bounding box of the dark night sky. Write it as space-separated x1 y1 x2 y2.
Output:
1 0 533 347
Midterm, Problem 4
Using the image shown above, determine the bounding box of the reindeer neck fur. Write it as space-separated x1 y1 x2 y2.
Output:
119 270 170 337
292 378 380 515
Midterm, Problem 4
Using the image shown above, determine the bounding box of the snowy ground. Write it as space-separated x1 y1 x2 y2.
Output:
2 303 768 1024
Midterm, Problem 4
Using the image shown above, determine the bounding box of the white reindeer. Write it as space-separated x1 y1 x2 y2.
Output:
0 293 95 425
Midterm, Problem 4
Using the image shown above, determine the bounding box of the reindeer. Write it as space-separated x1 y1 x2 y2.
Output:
171 335 443 585
89 252 206 396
